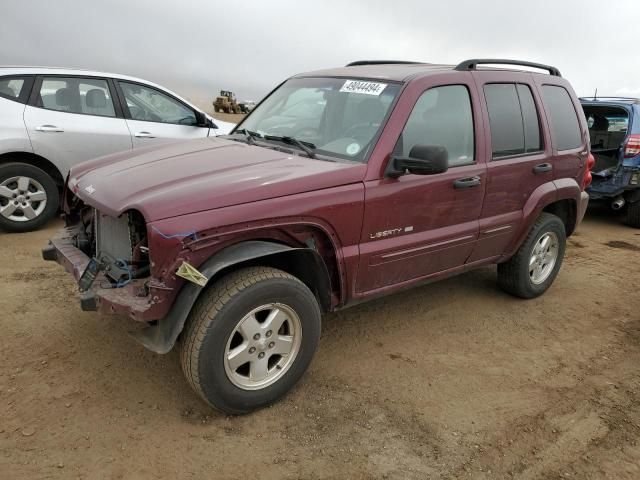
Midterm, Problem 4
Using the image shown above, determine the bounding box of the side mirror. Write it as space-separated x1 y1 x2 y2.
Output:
387 145 449 177
195 111 217 128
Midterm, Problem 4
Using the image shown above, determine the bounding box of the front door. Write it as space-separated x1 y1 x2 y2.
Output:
24 76 132 176
116 81 210 149
356 83 486 293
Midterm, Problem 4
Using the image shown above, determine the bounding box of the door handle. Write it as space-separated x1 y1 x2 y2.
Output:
35 125 64 133
453 176 481 189
533 163 552 174
134 131 155 138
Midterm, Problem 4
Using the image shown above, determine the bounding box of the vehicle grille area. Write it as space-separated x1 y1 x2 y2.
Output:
96 212 133 265
87 209 149 283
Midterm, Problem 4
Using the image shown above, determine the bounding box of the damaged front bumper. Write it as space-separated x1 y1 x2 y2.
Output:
42 226 160 322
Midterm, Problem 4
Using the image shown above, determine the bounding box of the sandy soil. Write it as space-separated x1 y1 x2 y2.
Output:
210 112 246 124
1 206 639 479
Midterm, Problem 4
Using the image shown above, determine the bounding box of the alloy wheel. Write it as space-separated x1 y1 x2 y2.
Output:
224 303 302 390
529 231 559 284
0 176 48 222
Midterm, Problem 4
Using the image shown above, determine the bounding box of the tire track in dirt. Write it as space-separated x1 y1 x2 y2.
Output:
445 319 640 479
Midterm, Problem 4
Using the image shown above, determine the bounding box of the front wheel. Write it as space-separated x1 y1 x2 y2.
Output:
180 266 321 414
498 212 566 299
0 162 59 233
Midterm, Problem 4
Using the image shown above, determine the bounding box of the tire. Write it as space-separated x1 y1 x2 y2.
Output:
497 212 566 299
0 162 59 233
180 266 322 414
625 201 640 228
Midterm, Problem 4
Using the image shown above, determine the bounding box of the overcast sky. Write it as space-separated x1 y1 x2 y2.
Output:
1 0 638 111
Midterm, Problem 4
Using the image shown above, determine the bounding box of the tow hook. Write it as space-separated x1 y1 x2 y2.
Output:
41 244 57 261
611 196 626 210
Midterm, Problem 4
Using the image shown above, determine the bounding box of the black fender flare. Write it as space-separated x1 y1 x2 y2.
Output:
131 241 328 354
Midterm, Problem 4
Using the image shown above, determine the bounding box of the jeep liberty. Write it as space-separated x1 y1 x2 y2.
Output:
43 59 593 413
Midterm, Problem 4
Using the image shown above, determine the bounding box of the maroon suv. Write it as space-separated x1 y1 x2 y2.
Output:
43 59 593 413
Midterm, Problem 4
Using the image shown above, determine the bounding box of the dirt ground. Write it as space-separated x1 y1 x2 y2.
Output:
1 205 640 480
210 112 246 124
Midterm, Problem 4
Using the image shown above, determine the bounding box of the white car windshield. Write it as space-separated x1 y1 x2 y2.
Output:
235 77 401 162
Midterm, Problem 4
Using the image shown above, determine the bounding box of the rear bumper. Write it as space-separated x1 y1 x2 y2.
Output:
42 227 157 321
587 166 640 199
577 191 589 225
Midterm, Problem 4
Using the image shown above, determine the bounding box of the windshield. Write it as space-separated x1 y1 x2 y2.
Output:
235 77 401 162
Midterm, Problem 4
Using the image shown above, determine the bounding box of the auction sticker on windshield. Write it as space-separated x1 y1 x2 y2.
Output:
340 80 387 96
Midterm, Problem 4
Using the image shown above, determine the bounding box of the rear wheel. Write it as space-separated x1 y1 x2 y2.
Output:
498 212 566 299
0 162 59 233
180 266 321 414
625 201 640 228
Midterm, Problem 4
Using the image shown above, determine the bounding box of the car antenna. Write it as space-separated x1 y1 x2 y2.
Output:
593 88 597 101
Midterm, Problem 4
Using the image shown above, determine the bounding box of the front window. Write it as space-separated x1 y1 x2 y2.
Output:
236 77 402 162
397 85 475 167
119 81 197 125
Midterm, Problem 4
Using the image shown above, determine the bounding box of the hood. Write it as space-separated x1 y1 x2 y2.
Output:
68 137 366 221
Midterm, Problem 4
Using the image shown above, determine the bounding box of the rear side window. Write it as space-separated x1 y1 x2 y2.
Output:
0 77 27 101
38 77 116 117
484 83 542 158
518 85 542 152
541 85 582 151
79 79 116 117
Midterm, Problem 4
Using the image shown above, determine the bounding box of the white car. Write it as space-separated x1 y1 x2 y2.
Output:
243 100 256 111
0 67 234 232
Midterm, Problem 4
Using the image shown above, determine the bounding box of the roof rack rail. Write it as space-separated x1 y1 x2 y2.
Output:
579 96 640 101
346 60 423 67
454 59 561 77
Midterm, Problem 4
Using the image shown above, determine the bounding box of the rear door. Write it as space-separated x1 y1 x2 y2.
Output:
0 75 34 154
467 72 555 262
23 76 132 175
356 79 486 293
116 81 210 148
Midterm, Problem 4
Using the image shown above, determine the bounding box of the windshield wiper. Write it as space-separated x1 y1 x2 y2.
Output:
233 128 261 144
264 135 316 158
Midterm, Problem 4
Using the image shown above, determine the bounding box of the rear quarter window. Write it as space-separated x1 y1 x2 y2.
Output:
0 76 28 103
541 85 582 151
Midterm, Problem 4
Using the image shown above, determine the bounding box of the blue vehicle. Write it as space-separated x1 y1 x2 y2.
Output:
580 97 640 227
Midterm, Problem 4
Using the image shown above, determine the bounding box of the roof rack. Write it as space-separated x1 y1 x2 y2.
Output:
345 60 423 67
579 96 640 101
454 59 561 77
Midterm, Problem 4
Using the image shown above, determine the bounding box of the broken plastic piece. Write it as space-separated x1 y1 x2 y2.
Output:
78 257 103 292
151 225 197 240
175 261 208 287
